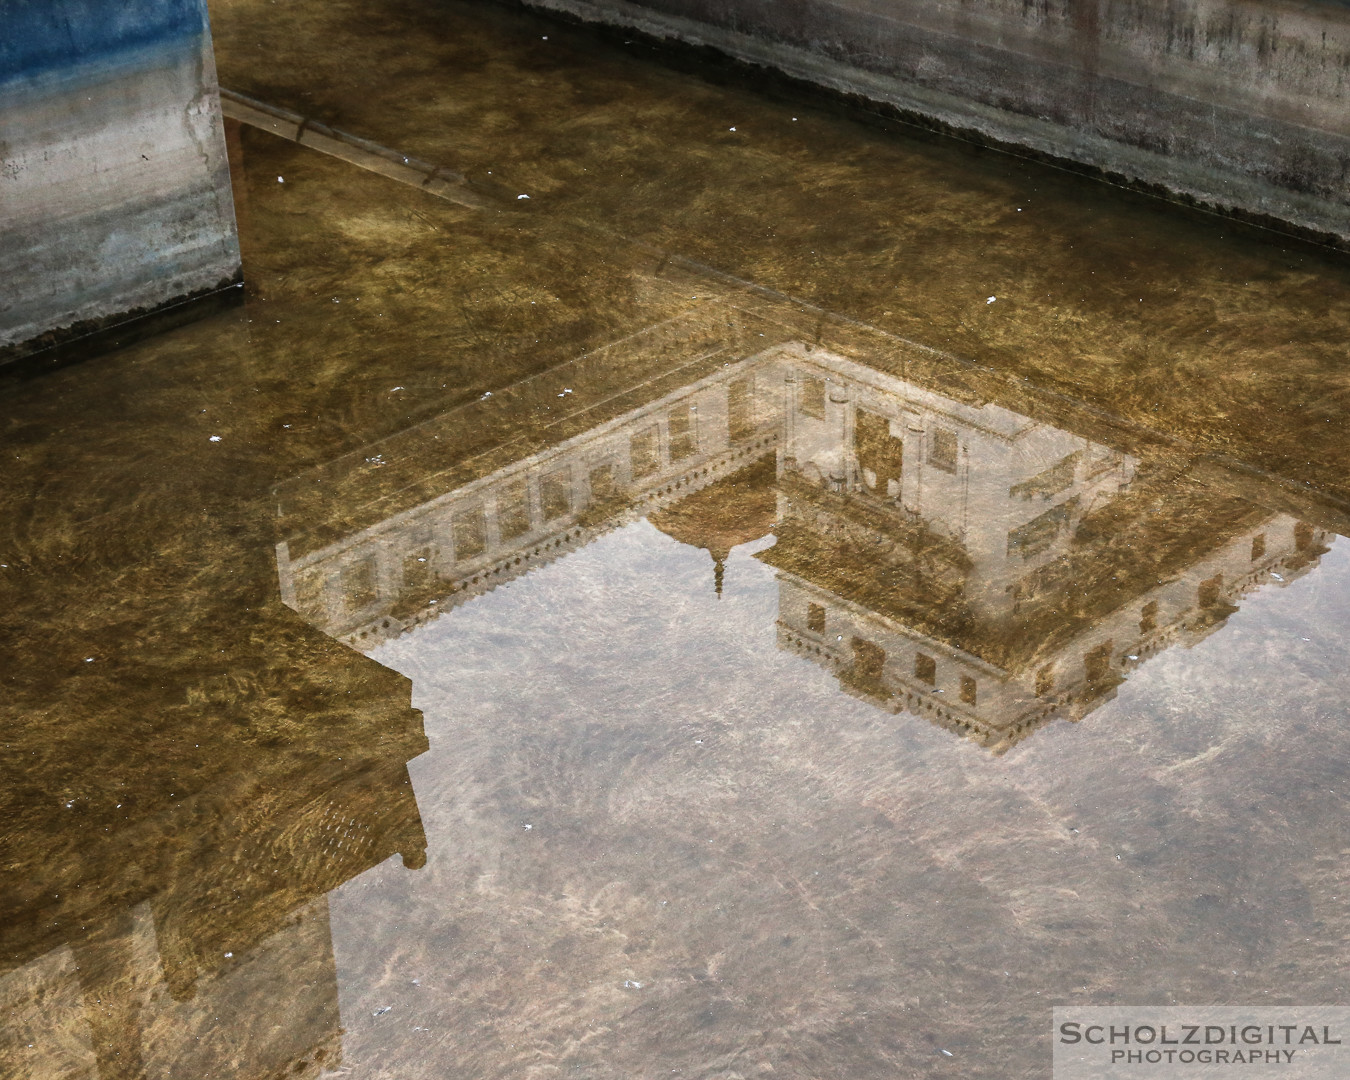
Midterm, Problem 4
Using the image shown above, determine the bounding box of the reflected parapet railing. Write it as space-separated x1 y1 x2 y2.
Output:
272 297 1336 750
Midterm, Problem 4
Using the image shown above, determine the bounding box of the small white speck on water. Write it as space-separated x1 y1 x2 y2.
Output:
987 296 997 304
209 436 221 442
517 194 530 200
277 176 283 182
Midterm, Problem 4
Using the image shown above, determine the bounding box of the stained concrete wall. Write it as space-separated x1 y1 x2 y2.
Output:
0 0 241 359
525 0 1350 245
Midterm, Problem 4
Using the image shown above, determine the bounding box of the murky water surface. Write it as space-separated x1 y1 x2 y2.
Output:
5 1 1350 1077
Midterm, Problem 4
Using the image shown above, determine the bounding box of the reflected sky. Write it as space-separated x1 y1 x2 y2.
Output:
322 519 1350 1078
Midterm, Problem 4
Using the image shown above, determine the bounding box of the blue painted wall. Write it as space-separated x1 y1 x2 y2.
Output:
0 0 207 90
0 0 241 357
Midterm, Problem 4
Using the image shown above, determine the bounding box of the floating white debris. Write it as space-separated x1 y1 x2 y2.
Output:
517 194 530 200
940 1049 954 1057
373 1006 392 1017
277 176 284 183
224 952 233 958
987 296 997 304
523 824 533 830
209 435 221 442
623 980 644 989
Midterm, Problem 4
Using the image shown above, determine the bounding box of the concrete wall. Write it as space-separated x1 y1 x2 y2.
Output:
0 0 241 359
524 0 1350 245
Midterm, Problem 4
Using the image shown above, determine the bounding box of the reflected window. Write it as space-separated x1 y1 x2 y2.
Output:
498 480 531 541
852 637 886 684
928 427 958 473
589 461 618 503
1139 600 1157 634
1084 642 1113 685
1035 663 1055 697
452 506 486 561
1009 451 1080 500
1007 500 1075 559
630 426 660 478
960 676 977 705
728 377 755 442
1250 533 1266 561
342 558 378 613
807 602 826 635
799 376 825 419
669 405 698 462
1197 574 1222 609
855 409 903 494
403 546 434 590
541 467 572 522
915 652 937 685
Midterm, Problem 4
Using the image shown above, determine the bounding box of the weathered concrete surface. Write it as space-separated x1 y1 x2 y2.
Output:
522 0 1350 245
0 0 242 360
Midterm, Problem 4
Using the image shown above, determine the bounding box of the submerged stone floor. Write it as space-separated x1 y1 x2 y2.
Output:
3 1 1350 1077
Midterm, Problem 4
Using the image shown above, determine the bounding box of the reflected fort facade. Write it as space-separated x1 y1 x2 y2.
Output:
272 301 1332 753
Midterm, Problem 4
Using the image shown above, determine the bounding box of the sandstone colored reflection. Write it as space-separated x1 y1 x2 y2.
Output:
272 284 1333 754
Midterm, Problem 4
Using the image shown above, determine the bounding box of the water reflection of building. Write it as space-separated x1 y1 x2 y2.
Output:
272 310 1332 752
0 608 427 1079
276 313 784 648
761 343 1331 752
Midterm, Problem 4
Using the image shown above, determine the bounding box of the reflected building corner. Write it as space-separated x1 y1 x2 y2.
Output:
761 343 1333 752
